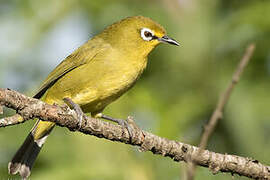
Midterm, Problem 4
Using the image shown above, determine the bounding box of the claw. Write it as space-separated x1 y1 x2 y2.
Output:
118 119 134 140
100 114 138 142
63 98 86 129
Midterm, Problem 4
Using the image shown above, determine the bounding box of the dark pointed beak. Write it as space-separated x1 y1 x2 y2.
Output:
158 35 180 46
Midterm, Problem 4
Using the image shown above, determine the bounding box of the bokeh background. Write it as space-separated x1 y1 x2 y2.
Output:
0 0 270 179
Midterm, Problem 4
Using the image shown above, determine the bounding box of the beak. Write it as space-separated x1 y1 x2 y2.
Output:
158 35 180 46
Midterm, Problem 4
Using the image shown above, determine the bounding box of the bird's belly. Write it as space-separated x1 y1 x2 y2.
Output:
44 56 147 114
80 67 142 113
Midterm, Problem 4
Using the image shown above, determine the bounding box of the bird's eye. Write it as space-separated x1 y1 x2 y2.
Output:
141 28 154 41
144 31 152 37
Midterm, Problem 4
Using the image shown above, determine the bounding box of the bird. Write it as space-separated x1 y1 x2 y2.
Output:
8 15 179 179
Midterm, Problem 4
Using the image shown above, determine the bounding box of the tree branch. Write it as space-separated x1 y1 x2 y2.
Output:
186 44 256 180
0 88 269 180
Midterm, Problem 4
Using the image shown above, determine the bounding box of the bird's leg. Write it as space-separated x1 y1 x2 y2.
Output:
63 98 87 129
95 113 137 142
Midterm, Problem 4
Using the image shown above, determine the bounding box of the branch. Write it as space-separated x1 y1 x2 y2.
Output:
0 104 3 114
200 44 255 149
0 88 269 180
186 44 256 180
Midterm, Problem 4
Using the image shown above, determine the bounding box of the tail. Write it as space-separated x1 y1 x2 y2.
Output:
8 119 54 179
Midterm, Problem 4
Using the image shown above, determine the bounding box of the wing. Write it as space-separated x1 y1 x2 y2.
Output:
34 37 109 99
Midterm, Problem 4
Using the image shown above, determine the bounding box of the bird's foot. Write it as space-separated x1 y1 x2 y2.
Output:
63 97 87 129
98 114 139 142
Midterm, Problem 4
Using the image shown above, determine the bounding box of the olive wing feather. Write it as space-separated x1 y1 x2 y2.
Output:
33 38 109 99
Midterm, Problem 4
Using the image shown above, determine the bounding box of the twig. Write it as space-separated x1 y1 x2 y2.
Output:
0 88 269 179
186 44 256 180
200 44 255 148
0 105 3 114
0 114 24 126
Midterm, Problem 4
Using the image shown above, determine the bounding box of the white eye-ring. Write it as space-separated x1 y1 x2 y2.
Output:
141 28 154 41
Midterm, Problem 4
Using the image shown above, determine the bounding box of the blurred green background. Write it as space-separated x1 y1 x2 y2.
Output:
0 0 270 179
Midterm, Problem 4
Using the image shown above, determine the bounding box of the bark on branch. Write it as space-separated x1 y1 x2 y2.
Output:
0 88 269 179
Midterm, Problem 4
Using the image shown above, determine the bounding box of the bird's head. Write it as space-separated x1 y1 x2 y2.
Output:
100 16 179 56
137 18 179 47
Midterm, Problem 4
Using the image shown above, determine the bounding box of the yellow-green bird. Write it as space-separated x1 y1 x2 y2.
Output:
8 16 179 179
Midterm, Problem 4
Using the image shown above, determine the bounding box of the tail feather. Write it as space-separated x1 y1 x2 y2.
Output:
8 134 36 174
8 133 48 179
9 118 55 179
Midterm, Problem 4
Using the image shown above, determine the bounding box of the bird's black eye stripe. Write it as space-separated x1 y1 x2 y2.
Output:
152 36 158 40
